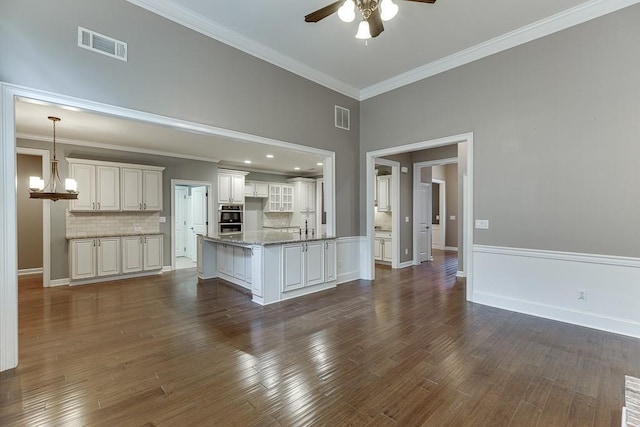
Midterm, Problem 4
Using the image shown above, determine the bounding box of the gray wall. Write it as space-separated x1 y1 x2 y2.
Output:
362 4 640 258
17 138 220 280
17 154 43 270
0 0 360 237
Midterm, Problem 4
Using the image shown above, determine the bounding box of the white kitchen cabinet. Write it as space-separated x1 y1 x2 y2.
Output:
374 233 392 263
69 162 120 211
143 234 163 270
245 181 269 198
218 171 246 204
97 237 120 277
374 238 383 261
324 240 336 283
289 178 316 213
282 241 325 292
70 238 96 280
377 175 391 212
217 243 234 276
266 184 294 212
121 167 163 211
122 236 143 274
382 238 392 262
217 243 252 289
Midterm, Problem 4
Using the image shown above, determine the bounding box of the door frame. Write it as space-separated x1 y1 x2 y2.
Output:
15 147 51 287
174 185 189 258
171 179 213 270
416 181 432 263
365 133 474 299
431 178 446 250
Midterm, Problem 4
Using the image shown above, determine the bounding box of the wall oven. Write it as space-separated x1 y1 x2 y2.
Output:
219 205 242 234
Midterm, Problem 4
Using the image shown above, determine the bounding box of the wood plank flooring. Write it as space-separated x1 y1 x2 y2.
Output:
1 251 639 426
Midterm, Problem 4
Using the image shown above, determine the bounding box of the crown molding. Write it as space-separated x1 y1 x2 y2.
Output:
127 0 640 102
360 0 640 100
125 0 361 100
16 133 221 164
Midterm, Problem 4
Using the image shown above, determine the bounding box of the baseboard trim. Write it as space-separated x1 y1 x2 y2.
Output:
18 268 43 276
337 271 360 285
444 246 458 252
398 260 414 269
162 266 172 273
474 290 640 339
69 269 163 286
49 278 69 287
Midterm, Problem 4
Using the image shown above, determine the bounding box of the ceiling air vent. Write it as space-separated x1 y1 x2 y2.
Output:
78 27 127 62
335 105 350 131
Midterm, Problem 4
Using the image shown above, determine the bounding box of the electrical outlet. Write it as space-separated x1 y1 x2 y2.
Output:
475 219 489 229
405 216 409 223
405 248 408 255
577 289 587 301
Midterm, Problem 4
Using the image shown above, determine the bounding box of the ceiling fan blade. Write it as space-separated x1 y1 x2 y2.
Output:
401 0 436 3
305 1 343 23
367 8 384 38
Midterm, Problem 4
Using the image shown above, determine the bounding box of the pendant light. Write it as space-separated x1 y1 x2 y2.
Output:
29 116 79 201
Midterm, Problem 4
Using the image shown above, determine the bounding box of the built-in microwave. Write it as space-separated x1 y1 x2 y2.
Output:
219 205 242 233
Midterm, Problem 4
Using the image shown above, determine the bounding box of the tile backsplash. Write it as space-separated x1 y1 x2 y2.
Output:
262 212 292 227
375 210 392 230
66 211 160 238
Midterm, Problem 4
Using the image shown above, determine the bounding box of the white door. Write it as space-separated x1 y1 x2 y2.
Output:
122 236 143 273
175 186 188 257
143 235 163 270
189 186 208 262
96 166 120 211
143 170 163 211
431 180 445 250
418 183 432 263
121 168 143 211
97 237 120 277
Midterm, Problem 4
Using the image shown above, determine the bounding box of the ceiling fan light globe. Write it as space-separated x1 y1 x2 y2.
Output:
380 0 398 21
337 0 356 23
355 20 371 39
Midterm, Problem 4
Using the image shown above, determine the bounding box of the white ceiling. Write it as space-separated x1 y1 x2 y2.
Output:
15 99 327 175
126 0 637 99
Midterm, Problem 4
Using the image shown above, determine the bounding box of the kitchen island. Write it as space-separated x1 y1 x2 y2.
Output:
197 231 336 305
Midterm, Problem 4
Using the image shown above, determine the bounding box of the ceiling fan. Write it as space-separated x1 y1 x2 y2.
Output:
305 0 436 40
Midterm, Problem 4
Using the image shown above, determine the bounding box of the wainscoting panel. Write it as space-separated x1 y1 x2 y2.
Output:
336 236 365 284
473 245 640 338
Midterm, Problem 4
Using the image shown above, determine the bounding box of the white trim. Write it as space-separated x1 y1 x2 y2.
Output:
125 0 360 99
170 179 214 271
472 245 640 339
398 260 414 269
126 0 640 101
431 178 446 251
1 82 339 373
365 132 473 299
374 158 400 269
456 271 466 278
336 236 364 285
16 147 51 287
69 269 164 286
49 278 70 287
444 246 459 252
18 268 43 276
359 0 640 99
162 266 172 273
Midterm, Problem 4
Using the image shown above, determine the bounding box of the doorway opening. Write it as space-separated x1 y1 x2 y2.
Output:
171 180 213 271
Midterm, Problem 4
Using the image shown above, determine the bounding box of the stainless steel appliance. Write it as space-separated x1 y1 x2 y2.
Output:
219 205 242 234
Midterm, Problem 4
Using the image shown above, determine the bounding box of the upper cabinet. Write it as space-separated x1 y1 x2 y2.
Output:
244 181 269 198
121 167 164 211
69 160 120 212
218 170 247 204
265 184 294 212
377 175 391 212
68 159 164 212
289 178 316 214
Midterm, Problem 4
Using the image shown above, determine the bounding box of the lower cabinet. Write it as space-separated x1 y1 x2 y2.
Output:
282 241 325 292
374 237 392 262
217 243 252 289
70 235 163 282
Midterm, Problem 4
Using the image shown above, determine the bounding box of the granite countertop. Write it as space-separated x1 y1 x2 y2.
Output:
66 232 162 240
200 231 334 246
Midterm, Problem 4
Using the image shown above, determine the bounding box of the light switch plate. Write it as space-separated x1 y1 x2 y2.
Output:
450 215 456 220
159 216 166 223
475 219 489 229
405 216 409 223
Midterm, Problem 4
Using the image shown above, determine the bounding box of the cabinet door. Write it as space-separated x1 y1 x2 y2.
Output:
304 182 316 212
250 246 262 297
70 239 96 280
217 243 233 275
143 170 163 211
382 238 393 262
244 182 255 197
267 185 281 212
70 163 96 211
324 240 336 283
233 246 246 281
374 238 383 261
143 235 163 271
282 243 304 291
122 236 143 274
281 185 294 212
121 168 143 211
96 166 120 211
197 236 203 275
97 237 120 277
305 241 325 287
254 182 269 198
230 175 245 204
218 174 231 204
377 176 391 212
244 248 252 285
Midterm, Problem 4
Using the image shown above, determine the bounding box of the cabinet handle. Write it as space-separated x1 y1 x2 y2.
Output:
97 202 101 210
143 203 146 210
144 237 147 243
93 202 96 210
139 203 142 210
98 239 101 246
93 239 96 247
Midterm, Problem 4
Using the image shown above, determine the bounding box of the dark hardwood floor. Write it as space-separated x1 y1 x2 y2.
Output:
2 251 639 426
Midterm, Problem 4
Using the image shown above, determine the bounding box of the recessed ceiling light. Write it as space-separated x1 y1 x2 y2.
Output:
317 162 323 166
244 160 252 164
266 154 274 158
294 167 300 170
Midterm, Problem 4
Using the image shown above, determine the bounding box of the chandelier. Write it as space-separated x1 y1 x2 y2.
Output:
29 116 79 201
338 0 398 39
